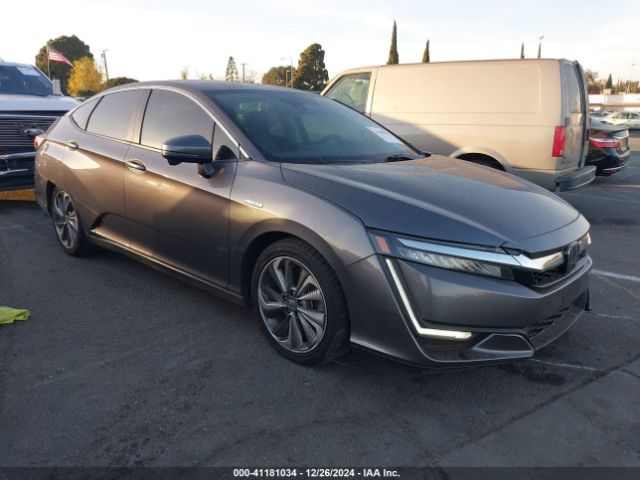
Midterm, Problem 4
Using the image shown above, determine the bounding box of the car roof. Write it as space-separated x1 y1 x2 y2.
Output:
0 61 36 68
106 80 307 96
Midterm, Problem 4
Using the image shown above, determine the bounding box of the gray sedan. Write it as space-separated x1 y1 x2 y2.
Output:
34 81 591 367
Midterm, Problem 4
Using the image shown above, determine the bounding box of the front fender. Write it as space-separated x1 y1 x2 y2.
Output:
227 160 375 298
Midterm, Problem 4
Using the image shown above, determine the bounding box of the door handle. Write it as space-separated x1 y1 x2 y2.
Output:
125 159 147 174
65 140 79 150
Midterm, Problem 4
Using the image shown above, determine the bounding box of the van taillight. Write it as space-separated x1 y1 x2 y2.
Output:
34 134 45 150
552 126 565 157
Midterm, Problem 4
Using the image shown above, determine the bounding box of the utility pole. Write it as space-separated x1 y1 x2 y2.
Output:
281 57 293 87
627 63 636 94
537 35 544 59
101 49 109 82
240 62 247 83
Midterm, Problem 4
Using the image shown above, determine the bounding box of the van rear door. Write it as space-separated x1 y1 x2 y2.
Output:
560 60 588 169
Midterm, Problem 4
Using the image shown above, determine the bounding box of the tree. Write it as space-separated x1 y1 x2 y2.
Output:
35 35 92 93
262 66 289 87
292 43 329 91
179 67 189 80
67 57 102 97
422 40 430 63
605 74 613 90
387 20 399 65
583 69 602 94
520 43 525 59
225 56 239 82
101 77 138 90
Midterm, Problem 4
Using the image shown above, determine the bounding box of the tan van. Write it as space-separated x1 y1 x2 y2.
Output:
321 59 595 191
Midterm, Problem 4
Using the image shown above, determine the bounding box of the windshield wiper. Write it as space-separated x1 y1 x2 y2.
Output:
384 151 431 162
384 154 415 162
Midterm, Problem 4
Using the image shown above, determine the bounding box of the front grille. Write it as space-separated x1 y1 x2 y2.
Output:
0 115 58 150
531 268 566 286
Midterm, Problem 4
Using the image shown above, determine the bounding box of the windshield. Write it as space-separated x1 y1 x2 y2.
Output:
207 89 423 164
0 65 54 96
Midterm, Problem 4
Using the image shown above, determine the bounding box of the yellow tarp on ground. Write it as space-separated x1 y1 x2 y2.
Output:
0 306 30 325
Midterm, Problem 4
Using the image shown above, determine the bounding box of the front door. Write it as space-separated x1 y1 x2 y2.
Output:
123 89 237 287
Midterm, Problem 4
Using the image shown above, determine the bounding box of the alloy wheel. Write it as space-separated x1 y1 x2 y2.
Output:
52 190 79 249
257 256 327 353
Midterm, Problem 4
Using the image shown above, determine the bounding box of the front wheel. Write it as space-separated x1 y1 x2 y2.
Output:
252 239 350 365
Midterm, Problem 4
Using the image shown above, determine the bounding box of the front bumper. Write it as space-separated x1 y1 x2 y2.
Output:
0 151 35 192
343 253 591 368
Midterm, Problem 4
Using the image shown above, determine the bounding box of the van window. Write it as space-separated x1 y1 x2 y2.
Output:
325 73 371 113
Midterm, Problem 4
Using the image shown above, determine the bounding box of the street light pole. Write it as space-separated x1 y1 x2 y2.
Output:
537 35 544 59
101 49 109 82
627 63 636 94
240 62 247 83
281 56 293 87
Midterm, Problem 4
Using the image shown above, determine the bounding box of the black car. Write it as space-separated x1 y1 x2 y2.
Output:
586 119 631 175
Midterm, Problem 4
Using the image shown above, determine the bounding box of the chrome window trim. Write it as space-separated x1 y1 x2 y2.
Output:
87 84 243 153
385 259 472 340
397 238 566 272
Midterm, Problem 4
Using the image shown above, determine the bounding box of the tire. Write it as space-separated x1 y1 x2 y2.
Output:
51 187 92 257
251 238 350 365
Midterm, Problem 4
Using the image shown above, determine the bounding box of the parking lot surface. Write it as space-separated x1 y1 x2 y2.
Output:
1 140 639 467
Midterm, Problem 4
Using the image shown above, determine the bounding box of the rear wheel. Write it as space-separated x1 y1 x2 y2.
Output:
252 239 350 365
51 187 92 257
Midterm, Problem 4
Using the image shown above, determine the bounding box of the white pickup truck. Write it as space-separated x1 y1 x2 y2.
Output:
0 61 78 191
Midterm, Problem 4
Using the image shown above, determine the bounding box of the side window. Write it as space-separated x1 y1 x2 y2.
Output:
141 90 214 149
71 97 100 130
324 72 372 113
87 90 145 141
563 66 582 114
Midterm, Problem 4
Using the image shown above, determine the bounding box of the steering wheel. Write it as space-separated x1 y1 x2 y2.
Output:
339 92 354 106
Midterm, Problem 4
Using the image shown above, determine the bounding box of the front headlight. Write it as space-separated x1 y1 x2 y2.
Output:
371 232 515 280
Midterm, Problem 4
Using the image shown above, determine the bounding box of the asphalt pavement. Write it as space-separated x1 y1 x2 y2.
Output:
0 142 639 468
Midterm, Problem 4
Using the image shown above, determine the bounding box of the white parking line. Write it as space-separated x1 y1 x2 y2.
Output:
592 269 640 284
528 358 601 373
0 221 50 230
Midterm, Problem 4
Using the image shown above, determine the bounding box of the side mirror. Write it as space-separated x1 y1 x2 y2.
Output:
161 135 212 166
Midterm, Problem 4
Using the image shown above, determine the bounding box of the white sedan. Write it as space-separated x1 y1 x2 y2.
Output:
602 111 640 128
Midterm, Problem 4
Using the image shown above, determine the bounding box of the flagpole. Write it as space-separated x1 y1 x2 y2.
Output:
46 44 51 78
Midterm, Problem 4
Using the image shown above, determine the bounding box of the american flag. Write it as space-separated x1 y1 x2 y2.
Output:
47 46 73 67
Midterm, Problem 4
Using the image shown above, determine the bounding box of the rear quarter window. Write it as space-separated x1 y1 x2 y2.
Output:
71 97 100 130
87 90 146 141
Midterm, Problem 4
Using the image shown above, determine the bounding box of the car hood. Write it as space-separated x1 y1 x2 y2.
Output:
0 94 79 112
281 156 582 250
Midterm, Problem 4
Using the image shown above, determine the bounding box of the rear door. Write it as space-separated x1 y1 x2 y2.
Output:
561 61 588 169
68 89 147 246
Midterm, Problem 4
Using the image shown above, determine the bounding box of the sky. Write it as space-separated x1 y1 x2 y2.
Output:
2 0 639 83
